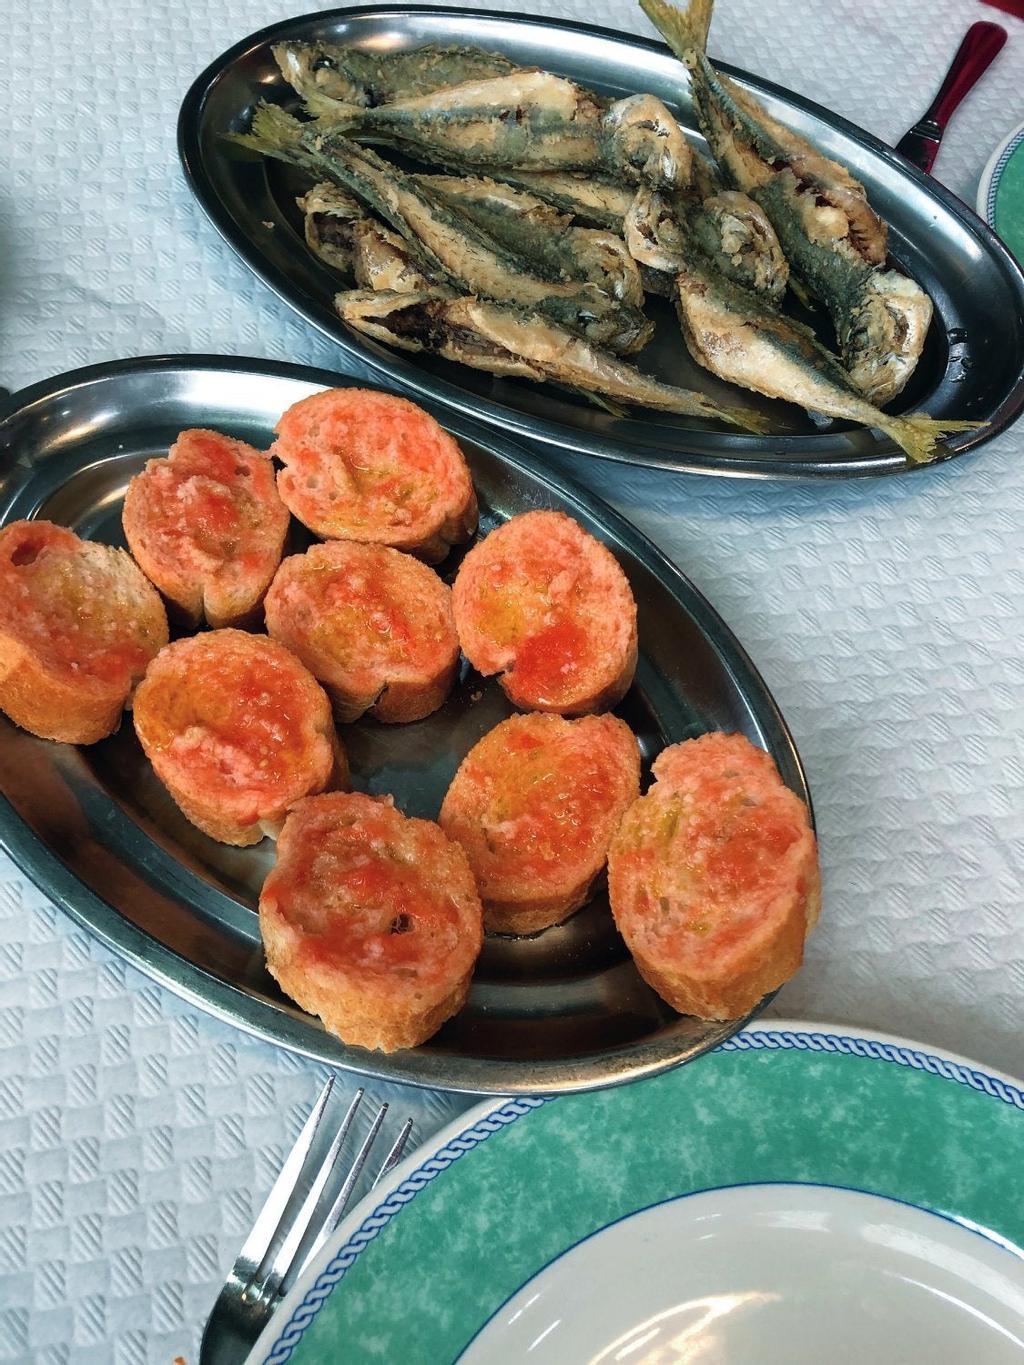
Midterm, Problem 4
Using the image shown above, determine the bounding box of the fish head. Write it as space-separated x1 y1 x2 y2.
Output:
297 183 364 221
623 187 690 275
694 191 789 303
843 270 934 405
272 41 366 107
603 94 693 191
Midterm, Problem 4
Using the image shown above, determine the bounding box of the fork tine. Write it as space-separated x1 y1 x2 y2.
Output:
295 1101 394 1279
234 1075 335 1280
372 1116 413 1190
252 1086 365 1303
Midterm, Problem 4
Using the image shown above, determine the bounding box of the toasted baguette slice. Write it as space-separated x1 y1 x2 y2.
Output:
272 388 477 562
260 792 483 1051
0 520 168 744
440 712 641 934
264 542 458 723
122 428 290 629
133 630 345 846
452 509 637 714
608 732 820 1020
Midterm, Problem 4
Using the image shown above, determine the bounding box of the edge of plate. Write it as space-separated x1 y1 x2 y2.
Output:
175 3 1024 480
0 351 806 1096
977 118 1024 228
245 1016 1024 1365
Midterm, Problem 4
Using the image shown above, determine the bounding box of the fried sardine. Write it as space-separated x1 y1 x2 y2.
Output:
336 288 770 431
641 0 933 403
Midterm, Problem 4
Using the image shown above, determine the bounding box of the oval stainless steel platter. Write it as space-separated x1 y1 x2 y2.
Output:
177 5 1024 479
0 355 811 1094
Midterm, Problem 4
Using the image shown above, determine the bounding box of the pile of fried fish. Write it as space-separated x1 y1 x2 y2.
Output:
233 0 974 463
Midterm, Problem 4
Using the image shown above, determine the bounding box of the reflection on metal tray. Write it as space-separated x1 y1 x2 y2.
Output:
177 5 1024 478
0 355 809 1093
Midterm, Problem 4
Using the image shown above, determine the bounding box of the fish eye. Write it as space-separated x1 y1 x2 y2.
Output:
311 55 337 73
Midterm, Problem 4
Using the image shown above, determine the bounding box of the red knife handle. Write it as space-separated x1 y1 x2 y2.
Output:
924 22 1006 130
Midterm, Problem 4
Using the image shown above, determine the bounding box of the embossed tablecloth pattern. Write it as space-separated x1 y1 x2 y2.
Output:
1 0 1023 1360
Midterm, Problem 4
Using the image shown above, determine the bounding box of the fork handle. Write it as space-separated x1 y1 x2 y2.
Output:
921 22 1006 131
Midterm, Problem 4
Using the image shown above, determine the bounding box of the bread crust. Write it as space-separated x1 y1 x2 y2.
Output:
0 520 168 744
259 792 483 1051
264 542 458 724
608 732 820 1020
133 629 344 846
122 428 289 629
452 510 638 714
440 712 641 934
271 388 477 562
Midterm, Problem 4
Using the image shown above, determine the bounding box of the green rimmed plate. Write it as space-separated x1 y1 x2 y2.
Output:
248 1021 1024 1364
979 120 1024 265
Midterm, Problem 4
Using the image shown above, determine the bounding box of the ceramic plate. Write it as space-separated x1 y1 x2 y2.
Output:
247 1020 1024 1364
978 119 1024 265
178 6 1024 478
0 354 810 1095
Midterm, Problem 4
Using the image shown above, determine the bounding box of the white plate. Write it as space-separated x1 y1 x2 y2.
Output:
246 1020 1024 1364
462 1185 1024 1363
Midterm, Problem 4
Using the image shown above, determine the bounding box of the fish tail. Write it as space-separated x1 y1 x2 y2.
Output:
228 101 308 162
301 90 361 123
882 415 979 466
715 403 772 435
566 385 630 417
639 0 714 59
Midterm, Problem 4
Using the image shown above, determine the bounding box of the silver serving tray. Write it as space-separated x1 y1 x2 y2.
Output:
177 5 1024 478
0 356 811 1094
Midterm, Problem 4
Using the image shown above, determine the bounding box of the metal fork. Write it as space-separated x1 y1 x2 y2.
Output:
199 1078 413 1365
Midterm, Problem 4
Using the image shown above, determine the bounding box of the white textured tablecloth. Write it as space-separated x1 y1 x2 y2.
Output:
2 0 1023 1359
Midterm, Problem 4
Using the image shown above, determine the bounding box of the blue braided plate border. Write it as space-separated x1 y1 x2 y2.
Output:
257 1027 1024 1364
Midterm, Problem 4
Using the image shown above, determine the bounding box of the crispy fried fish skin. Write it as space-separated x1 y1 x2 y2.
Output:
754 175 932 404
640 0 932 403
338 288 546 383
299 181 446 293
305 70 692 190
297 183 364 274
484 170 637 229
303 125 652 352
417 174 645 307
601 93 693 189
336 288 770 431
670 249 972 464
350 219 446 293
307 70 607 170
272 40 517 111
233 105 650 353
691 191 788 303
625 185 788 303
642 0 885 260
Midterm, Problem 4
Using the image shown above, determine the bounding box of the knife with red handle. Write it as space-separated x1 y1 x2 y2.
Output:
895 21 1007 173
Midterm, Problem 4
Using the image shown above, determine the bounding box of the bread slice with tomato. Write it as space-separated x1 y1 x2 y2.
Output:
440 712 641 934
264 541 458 723
452 509 637 714
122 428 289 629
133 629 345 846
272 388 477 563
0 520 168 744
259 792 483 1051
608 732 820 1020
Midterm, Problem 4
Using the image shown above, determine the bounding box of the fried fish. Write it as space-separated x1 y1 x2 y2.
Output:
234 104 652 353
304 70 693 190
273 40 518 112
336 287 771 431
640 0 933 403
